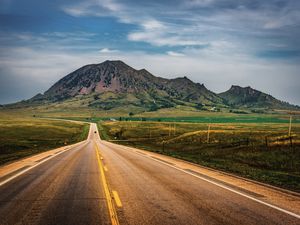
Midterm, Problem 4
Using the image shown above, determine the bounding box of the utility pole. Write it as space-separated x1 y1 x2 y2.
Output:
207 124 211 143
173 123 176 136
288 115 292 137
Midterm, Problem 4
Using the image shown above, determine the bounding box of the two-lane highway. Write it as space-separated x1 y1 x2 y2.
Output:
0 124 110 225
0 123 299 225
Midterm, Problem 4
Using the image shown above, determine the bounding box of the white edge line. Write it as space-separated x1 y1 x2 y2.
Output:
0 141 88 187
102 142 300 219
147 155 300 219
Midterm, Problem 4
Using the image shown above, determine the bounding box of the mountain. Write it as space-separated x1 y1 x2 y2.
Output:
218 85 297 109
6 60 298 112
26 60 224 111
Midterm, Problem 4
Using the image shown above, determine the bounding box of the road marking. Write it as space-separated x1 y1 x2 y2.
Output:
102 142 300 219
100 131 300 219
0 141 88 187
150 156 175 165
104 166 108 172
135 151 147 155
0 165 31 183
95 143 120 225
34 155 53 162
144 154 300 219
184 169 264 198
112 191 123 208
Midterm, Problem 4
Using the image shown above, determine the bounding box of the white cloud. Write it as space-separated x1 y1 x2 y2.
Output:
167 51 185 57
128 31 208 47
99 48 119 53
62 6 86 17
62 1 216 47
128 19 209 47
61 0 300 57
62 0 125 20
142 20 165 30
101 0 122 12
184 0 215 7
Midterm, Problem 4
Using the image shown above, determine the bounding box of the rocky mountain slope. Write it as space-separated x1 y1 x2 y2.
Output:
7 60 298 112
28 60 224 111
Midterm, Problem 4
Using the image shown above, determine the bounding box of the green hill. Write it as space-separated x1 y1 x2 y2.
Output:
218 85 298 110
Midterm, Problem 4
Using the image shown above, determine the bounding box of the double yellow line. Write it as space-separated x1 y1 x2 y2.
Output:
95 142 120 225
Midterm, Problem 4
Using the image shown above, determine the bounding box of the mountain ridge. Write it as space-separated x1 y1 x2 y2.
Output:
6 60 299 112
219 85 295 109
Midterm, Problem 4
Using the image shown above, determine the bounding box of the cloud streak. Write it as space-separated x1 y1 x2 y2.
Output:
62 0 300 54
99 48 119 53
167 51 185 57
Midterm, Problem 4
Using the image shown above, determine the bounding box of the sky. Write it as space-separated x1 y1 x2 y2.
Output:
0 0 300 105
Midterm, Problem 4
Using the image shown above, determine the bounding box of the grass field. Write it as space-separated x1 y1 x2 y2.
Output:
0 115 89 165
100 120 300 192
2 105 299 121
33 105 299 124
1 107 299 191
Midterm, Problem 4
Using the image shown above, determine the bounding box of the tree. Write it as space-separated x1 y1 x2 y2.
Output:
93 95 100 100
195 103 203 110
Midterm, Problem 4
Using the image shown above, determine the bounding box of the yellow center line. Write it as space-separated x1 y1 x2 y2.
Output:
95 142 120 225
104 166 108 172
112 191 122 208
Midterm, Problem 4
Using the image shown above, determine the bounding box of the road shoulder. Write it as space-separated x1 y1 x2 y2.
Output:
0 140 88 185
102 140 300 216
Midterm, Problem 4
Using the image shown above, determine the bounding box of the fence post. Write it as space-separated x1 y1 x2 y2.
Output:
207 124 210 144
173 123 176 136
288 115 292 137
289 136 293 148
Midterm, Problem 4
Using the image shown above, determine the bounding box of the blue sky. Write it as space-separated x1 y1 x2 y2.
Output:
0 0 300 105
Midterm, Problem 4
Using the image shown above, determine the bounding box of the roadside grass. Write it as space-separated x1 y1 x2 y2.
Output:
0 116 89 165
100 120 300 192
97 123 110 140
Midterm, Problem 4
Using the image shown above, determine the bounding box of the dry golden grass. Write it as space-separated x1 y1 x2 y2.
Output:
0 114 89 165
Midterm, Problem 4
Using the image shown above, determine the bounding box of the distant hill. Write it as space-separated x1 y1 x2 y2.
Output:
5 60 298 112
218 85 298 110
22 60 223 111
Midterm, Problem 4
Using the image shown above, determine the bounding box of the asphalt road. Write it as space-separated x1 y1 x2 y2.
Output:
0 123 299 225
0 125 110 225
